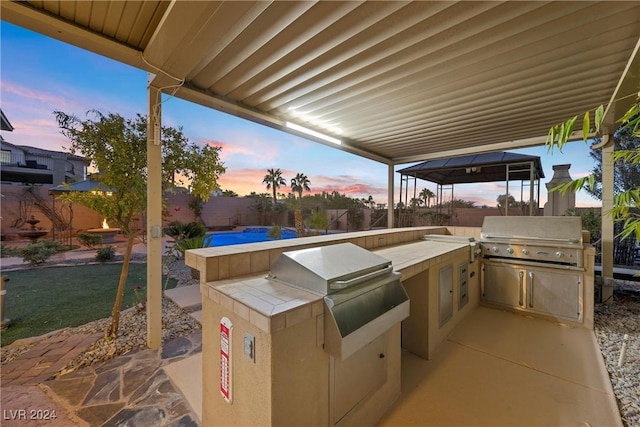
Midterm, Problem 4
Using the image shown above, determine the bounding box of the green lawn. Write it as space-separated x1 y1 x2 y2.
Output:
1 263 176 346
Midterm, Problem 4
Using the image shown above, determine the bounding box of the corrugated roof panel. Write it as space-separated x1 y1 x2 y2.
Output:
4 1 639 164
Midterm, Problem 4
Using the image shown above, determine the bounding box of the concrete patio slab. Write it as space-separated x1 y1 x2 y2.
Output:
189 310 202 324
164 352 203 423
378 306 621 427
164 285 201 312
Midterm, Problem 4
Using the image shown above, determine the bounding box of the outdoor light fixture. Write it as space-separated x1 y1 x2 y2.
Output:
285 121 342 145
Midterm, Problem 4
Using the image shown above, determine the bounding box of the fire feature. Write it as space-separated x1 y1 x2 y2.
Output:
86 218 120 244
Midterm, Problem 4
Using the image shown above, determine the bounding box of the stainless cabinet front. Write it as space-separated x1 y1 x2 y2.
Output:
333 333 387 423
526 268 581 320
482 262 523 308
482 261 583 322
439 264 453 327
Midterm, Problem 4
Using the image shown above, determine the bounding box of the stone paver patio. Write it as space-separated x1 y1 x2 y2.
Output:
1 330 201 426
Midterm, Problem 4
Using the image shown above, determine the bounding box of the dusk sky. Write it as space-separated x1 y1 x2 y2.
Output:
1 21 601 208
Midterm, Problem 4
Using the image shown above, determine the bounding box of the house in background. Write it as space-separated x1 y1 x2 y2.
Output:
0 109 89 186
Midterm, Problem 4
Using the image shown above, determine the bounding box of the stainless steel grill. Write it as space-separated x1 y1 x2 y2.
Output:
479 216 587 323
268 242 409 360
479 216 583 267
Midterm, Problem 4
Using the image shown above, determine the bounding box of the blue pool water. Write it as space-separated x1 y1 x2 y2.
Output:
207 227 297 247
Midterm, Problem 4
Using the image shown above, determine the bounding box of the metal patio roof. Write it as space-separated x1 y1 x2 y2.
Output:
2 1 640 165
398 151 543 185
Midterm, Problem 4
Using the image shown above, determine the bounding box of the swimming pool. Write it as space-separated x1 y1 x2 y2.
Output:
207 227 297 247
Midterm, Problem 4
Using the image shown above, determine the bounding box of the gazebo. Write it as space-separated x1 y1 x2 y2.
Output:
48 178 115 246
397 151 544 223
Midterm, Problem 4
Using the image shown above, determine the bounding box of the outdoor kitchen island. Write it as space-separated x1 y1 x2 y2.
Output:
185 226 477 427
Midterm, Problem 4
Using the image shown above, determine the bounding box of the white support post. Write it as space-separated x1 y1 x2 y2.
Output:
387 163 394 228
147 81 163 348
601 142 615 303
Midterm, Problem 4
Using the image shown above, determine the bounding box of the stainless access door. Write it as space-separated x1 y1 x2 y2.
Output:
526 267 582 321
439 265 453 327
333 333 387 423
482 262 524 308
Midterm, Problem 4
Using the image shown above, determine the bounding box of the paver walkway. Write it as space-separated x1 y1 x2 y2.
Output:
1 272 204 426
2 332 103 387
2 330 201 426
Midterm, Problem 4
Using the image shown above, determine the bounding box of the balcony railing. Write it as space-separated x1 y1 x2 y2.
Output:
1 154 52 170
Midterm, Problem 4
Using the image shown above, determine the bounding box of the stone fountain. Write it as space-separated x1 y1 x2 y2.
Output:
17 215 49 242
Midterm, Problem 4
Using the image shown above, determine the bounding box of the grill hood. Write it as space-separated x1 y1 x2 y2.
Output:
480 216 583 244
269 243 393 295
269 243 409 360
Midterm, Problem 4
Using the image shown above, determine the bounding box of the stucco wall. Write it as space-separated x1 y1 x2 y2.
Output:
0 185 103 240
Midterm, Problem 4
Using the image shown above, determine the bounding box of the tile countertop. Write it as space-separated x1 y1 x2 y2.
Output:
201 239 470 334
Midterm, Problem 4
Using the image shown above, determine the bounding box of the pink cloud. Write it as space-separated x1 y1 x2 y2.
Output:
2 81 65 106
204 139 253 157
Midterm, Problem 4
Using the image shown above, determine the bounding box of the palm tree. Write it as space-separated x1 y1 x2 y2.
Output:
290 172 311 199
263 168 286 204
290 173 311 237
367 195 375 209
420 188 435 208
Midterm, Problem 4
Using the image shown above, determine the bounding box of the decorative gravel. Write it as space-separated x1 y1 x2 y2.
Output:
594 280 640 427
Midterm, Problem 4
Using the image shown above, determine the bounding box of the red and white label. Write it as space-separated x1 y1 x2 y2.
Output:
220 317 232 402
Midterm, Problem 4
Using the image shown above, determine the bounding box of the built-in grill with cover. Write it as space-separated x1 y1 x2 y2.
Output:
268 242 410 360
479 216 587 324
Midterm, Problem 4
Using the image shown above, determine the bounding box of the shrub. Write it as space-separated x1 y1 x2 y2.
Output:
308 210 329 233
133 284 146 313
40 238 64 252
165 221 206 240
174 234 211 258
1 243 22 257
96 245 116 262
77 232 102 248
268 224 282 240
20 241 57 265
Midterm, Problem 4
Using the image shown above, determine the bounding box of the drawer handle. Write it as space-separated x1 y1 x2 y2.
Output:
518 270 524 306
528 272 534 308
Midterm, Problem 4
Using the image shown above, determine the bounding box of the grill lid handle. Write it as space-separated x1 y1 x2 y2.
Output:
329 265 393 290
481 233 580 243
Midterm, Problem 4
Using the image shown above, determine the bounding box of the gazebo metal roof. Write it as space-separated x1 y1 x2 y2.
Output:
398 151 544 185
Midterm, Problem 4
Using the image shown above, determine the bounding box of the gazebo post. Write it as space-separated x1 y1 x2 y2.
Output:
529 160 535 216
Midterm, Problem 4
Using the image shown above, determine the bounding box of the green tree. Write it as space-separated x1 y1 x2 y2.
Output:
248 193 272 225
54 110 225 339
497 194 517 209
547 100 639 240
221 189 238 197
582 126 640 201
263 168 286 204
450 198 476 208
